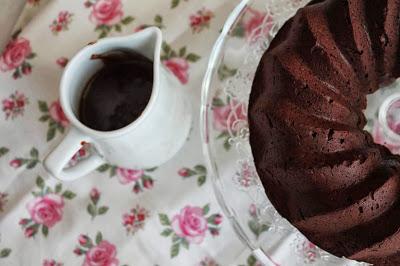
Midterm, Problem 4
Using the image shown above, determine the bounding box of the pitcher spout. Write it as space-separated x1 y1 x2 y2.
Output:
123 26 162 64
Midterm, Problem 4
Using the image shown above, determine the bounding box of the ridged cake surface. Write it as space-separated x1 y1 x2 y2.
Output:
248 0 400 265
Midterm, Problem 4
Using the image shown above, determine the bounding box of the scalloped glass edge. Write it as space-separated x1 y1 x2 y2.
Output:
200 0 370 265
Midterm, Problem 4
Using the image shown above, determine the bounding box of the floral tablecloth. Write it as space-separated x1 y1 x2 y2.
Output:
0 0 264 265
0 0 361 266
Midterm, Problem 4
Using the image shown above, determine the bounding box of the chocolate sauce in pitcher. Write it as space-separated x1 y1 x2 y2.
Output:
79 49 153 131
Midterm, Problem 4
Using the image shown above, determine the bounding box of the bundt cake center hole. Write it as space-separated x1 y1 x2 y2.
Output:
364 80 400 149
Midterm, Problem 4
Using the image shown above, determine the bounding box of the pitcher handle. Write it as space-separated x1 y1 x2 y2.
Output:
44 127 104 181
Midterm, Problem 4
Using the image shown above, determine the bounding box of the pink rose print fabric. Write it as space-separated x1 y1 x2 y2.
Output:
159 204 222 257
161 42 200 84
117 168 144 184
0 36 36 79
38 99 69 141
2 91 29 120
234 161 258 188
0 0 305 265
247 204 269 238
19 176 75 237
56 57 69 68
43 259 63 266
85 0 134 38
242 8 273 41
90 0 123 26
212 98 247 150
68 144 91 167
171 206 209 244
74 232 121 266
212 99 246 132
231 7 274 42
190 8 214 33
178 164 207 186
294 238 320 264
50 11 73 35
87 188 109 220
97 164 156 193
27 193 64 228
10 147 40 170
48 100 69 128
163 58 189 84
122 205 150 235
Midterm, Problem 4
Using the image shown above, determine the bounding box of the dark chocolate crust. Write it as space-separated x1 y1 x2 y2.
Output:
248 0 400 265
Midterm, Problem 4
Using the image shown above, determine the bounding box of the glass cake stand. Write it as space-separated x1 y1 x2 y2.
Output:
200 0 400 265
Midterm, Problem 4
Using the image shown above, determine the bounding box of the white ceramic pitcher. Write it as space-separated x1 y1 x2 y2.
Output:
44 27 192 181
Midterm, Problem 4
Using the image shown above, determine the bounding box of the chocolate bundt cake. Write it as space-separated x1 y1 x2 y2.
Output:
248 0 400 265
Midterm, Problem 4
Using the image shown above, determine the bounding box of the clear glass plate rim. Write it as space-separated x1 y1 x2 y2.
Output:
200 0 253 248
200 0 255 244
